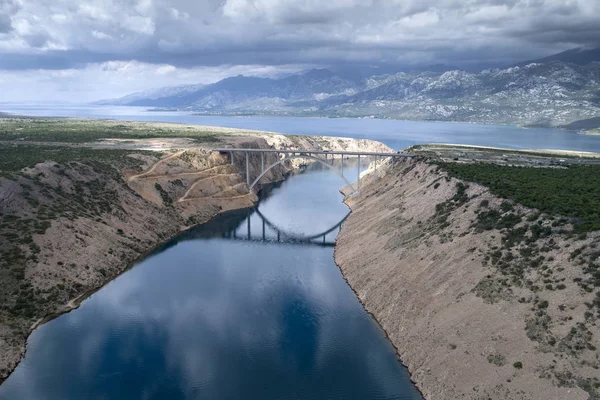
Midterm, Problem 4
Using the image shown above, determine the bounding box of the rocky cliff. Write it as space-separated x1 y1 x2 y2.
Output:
336 158 599 400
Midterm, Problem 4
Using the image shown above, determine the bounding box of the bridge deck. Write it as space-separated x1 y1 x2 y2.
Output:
213 148 415 157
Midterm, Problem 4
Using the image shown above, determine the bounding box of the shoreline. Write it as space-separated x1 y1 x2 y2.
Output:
334 157 598 399
418 143 600 158
333 241 426 399
2 107 590 134
3 200 260 386
335 184 425 397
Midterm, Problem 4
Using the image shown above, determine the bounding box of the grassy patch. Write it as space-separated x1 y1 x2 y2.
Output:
487 353 507 366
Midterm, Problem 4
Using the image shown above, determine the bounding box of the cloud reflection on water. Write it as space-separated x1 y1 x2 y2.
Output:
0 165 422 400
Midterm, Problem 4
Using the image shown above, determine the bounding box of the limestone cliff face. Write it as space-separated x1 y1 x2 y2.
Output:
335 159 598 400
0 133 389 383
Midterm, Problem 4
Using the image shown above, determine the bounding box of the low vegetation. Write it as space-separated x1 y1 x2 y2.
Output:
0 144 155 176
425 160 600 398
0 153 155 321
439 163 600 233
0 117 221 143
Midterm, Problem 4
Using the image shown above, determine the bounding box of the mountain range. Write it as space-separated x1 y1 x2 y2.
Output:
99 48 600 129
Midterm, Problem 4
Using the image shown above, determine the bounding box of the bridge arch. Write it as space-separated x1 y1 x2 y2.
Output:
254 208 350 242
249 154 357 194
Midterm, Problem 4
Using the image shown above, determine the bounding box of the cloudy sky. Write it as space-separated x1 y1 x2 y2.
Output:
1 0 599 102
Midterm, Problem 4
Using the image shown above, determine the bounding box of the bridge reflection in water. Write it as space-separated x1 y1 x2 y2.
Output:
224 208 350 247
153 206 350 259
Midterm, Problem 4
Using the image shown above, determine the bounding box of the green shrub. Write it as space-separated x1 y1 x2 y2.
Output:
513 361 523 369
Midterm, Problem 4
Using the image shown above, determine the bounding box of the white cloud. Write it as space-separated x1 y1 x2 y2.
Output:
124 15 155 35
91 30 111 40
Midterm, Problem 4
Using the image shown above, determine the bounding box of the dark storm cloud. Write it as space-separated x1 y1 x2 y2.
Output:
1 0 599 72
0 0 21 33
1 0 600 103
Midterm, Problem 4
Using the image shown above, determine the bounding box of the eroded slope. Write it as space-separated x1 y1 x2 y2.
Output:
336 159 599 400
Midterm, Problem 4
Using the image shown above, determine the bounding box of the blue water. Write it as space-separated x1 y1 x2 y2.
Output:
2 104 599 152
0 164 423 400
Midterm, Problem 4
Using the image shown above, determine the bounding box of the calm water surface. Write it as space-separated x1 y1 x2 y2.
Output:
0 165 423 400
2 104 600 152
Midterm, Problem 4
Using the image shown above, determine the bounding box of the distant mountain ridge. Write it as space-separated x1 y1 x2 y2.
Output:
97 83 206 106
517 47 600 67
101 49 600 129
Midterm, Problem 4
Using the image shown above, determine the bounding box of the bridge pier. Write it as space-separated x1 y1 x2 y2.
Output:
246 151 250 186
247 216 251 239
374 156 377 184
357 154 361 192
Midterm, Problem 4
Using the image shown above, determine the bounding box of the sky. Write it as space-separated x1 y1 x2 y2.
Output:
1 0 599 102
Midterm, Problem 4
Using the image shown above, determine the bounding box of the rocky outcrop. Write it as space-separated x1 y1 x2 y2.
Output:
335 159 599 400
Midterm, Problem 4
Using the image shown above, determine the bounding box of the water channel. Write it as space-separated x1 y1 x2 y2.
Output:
3 105 600 398
0 163 423 400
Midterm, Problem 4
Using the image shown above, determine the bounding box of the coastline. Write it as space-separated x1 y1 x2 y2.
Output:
186 111 582 131
419 143 600 158
2 106 590 134
332 242 426 398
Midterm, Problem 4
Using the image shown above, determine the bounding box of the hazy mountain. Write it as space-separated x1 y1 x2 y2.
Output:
102 69 360 109
517 47 600 67
96 84 206 106
559 116 600 131
102 59 600 128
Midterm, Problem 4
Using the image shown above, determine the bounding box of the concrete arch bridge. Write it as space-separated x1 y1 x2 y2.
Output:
214 148 415 195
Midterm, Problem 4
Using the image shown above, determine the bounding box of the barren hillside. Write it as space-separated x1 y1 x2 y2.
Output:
336 157 600 399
